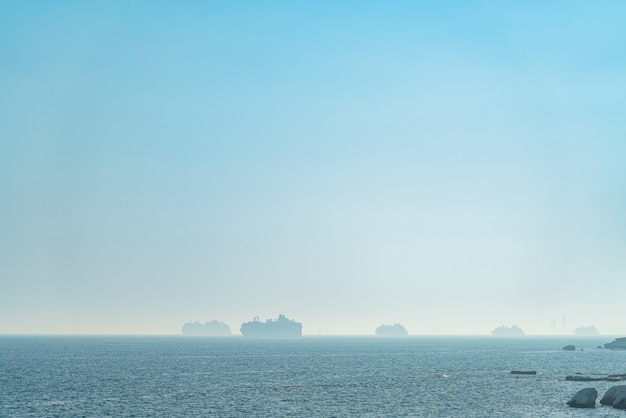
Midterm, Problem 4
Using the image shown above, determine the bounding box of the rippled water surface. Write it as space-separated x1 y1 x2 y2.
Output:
2 336 626 417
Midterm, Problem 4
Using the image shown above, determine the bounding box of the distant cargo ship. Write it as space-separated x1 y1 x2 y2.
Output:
181 320 231 336
240 315 302 338
492 325 525 336
375 323 408 337
574 325 599 336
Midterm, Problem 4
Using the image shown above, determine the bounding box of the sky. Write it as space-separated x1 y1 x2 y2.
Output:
1 1 625 335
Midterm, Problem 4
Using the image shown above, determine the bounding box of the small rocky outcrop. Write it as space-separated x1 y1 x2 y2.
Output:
563 345 576 351
604 337 626 350
600 385 626 409
510 370 536 375
566 374 626 382
567 388 597 408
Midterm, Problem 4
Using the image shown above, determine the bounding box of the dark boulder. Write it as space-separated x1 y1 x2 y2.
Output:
567 388 597 408
600 385 626 409
563 345 576 351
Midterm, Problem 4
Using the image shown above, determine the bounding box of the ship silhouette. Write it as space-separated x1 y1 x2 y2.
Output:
574 325 599 336
491 324 525 336
181 320 231 336
375 323 408 337
240 314 302 338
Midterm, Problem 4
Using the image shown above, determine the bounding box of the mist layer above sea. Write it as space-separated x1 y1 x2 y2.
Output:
1 336 624 417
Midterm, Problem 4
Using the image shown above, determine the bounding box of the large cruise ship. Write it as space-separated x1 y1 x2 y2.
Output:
181 320 231 336
491 324 525 336
375 323 408 337
240 315 302 337
574 325 599 336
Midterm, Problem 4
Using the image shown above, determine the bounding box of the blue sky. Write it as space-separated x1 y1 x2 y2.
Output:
1 1 625 334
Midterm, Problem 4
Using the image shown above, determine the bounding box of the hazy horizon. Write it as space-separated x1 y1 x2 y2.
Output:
2 1 625 336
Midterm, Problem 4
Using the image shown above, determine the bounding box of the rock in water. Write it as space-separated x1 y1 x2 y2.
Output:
615 396 626 409
567 388 597 408
600 385 626 409
562 345 575 351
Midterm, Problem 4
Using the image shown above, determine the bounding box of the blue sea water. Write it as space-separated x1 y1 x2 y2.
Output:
1 336 625 417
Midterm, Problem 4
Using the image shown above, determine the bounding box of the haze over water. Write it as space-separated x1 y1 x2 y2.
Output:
2 1 626 336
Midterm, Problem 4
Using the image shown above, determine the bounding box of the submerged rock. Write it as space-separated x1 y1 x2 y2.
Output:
563 345 576 351
567 388 597 408
600 385 626 409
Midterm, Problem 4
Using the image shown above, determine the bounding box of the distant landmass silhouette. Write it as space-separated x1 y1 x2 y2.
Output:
375 323 409 337
240 315 302 337
181 320 231 336
491 325 525 336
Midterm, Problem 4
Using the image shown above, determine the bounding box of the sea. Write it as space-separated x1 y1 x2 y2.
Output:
1 335 625 417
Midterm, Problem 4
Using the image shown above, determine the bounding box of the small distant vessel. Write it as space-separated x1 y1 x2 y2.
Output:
492 325 525 336
375 323 408 337
181 320 231 336
604 337 626 350
240 315 302 338
574 325 599 336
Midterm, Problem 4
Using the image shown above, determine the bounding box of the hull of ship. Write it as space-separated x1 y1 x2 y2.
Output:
240 329 301 338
